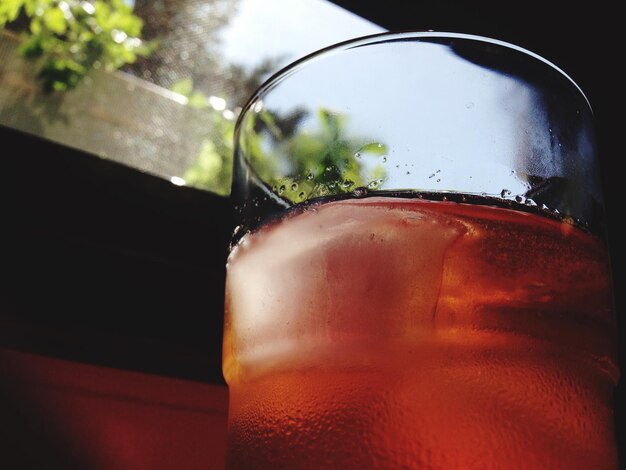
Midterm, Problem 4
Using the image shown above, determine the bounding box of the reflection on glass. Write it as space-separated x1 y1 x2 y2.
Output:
239 106 388 203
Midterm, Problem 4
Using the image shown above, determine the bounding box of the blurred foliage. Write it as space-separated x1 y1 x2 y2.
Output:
261 109 387 203
169 78 234 196
175 79 387 199
0 0 387 199
0 0 155 92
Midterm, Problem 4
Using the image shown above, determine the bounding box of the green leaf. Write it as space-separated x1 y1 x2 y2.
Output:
37 57 86 93
23 0 39 17
30 16 42 34
184 139 231 195
93 1 112 27
109 11 142 36
356 142 387 156
11 0 155 92
0 0 25 28
43 7 67 35
17 35 44 58
188 91 208 109
170 78 194 97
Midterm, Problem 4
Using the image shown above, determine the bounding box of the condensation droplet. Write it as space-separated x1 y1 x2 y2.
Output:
298 191 306 199
525 198 538 206
465 102 475 109
352 187 368 197
501 189 512 198
354 152 361 159
382 156 387 162
306 173 314 180
279 185 286 194
366 178 384 189
291 183 298 191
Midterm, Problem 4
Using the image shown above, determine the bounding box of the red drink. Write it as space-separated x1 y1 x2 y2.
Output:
223 197 618 469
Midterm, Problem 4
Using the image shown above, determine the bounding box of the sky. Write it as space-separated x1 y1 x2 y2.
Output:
217 0 384 71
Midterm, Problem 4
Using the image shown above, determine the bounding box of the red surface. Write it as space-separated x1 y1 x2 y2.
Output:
0 348 228 469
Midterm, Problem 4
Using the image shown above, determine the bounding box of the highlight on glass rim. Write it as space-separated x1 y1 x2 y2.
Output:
223 31 618 469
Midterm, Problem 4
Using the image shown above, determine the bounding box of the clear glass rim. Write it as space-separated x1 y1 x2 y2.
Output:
235 30 591 133
231 29 602 238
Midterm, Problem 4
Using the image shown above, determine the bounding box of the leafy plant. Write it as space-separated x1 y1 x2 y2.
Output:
174 78 388 198
262 109 388 203
0 0 154 92
169 78 235 196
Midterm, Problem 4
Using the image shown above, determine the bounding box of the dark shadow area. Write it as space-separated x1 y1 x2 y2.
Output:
1 125 232 385
0 368 93 469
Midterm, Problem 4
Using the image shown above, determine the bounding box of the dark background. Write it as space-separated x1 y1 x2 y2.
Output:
2 0 623 465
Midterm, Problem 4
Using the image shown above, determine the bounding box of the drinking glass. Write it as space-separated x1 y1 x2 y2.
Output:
223 31 618 469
